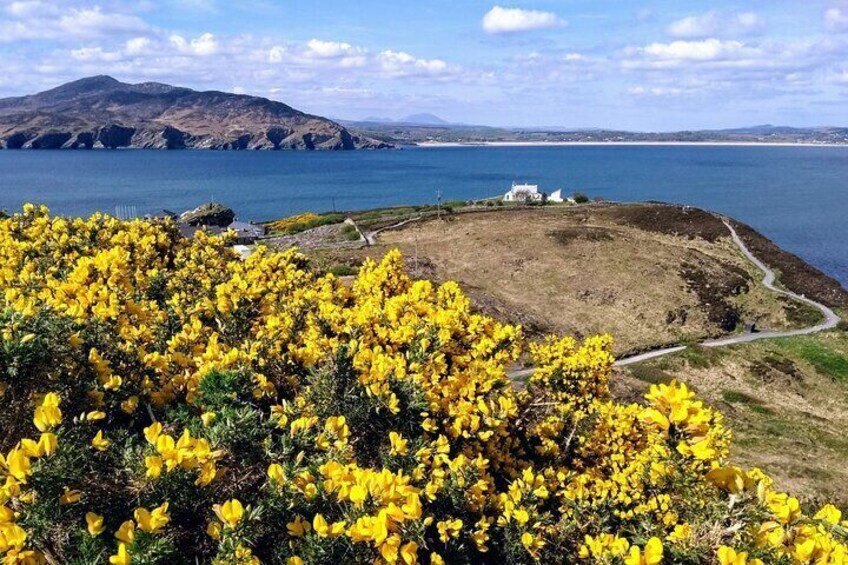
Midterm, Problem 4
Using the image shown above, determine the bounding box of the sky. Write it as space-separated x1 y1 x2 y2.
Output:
1 1 848 130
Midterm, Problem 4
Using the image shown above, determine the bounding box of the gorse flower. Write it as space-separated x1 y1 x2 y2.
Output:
0 205 845 564
85 512 105 536
214 499 244 528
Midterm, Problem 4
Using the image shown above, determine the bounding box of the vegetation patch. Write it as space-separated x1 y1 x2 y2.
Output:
628 364 675 385
605 204 729 242
547 226 614 245
750 354 805 385
679 260 749 332
778 295 824 326
266 212 345 235
776 337 848 381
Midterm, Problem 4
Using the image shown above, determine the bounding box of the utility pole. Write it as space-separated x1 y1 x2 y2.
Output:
436 189 442 221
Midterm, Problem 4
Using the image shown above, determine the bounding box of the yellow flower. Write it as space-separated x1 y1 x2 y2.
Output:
814 504 842 525
400 541 418 565
287 516 310 537
625 537 663 565
201 412 217 426
135 502 170 534
286 558 304 565
214 499 244 528
349 484 368 507
109 543 131 565
389 431 408 456
91 430 110 451
38 432 58 456
115 520 135 544
145 455 163 479
33 393 62 432
717 546 750 565
312 513 329 537
667 523 691 542
436 519 462 543
144 422 163 445
267 463 285 484
86 512 105 536
60 487 83 505
207 521 222 540
120 396 139 414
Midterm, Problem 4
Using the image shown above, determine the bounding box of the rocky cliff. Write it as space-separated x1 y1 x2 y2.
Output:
0 76 391 150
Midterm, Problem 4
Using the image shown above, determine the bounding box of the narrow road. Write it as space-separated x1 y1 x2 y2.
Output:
510 218 841 377
355 216 424 246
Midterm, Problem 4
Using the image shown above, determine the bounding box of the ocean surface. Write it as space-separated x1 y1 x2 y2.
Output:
0 145 846 286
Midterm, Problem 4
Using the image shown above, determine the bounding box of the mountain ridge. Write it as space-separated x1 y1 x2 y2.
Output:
0 76 391 150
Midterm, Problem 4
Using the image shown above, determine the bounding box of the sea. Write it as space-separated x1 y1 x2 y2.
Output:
0 145 846 287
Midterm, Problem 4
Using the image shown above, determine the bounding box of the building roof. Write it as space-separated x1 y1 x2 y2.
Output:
228 221 266 236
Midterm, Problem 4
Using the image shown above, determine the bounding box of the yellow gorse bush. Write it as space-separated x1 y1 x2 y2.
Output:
266 213 322 234
0 204 845 564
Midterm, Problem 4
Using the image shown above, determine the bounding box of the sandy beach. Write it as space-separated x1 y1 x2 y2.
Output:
416 140 848 148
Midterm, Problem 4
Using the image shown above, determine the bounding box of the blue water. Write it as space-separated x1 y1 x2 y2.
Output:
0 146 846 286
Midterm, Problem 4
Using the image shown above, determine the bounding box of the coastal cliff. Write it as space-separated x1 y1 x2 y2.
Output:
0 76 391 150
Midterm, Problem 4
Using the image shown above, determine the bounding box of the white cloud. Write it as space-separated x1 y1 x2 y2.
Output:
169 33 217 56
825 8 848 32
70 46 122 62
482 6 565 34
125 37 151 56
640 39 749 63
4 0 46 17
305 39 359 58
0 3 149 42
268 45 286 64
667 11 765 38
377 50 449 77
628 85 683 96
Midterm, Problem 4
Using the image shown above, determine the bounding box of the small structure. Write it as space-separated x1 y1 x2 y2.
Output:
177 224 225 239
504 182 545 203
227 221 266 244
549 190 579 204
145 209 178 220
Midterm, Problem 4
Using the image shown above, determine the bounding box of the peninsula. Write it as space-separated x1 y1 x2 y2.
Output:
0 76 391 150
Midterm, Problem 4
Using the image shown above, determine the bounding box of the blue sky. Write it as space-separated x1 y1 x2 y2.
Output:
1 0 847 129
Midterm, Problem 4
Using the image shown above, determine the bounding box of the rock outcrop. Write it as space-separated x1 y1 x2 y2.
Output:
0 76 391 151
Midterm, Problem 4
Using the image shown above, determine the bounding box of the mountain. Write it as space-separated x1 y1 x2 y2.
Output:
399 113 450 126
0 76 391 150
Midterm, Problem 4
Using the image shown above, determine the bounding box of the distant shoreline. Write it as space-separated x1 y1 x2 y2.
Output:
415 141 848 148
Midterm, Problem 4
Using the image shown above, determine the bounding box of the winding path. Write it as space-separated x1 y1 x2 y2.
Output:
510 218 841 378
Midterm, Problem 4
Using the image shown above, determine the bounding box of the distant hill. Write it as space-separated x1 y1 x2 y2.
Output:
400 113 451 126
341 119 848 145
342 113 455 127
0 76 391 150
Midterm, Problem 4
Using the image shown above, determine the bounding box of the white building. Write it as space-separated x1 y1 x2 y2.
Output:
504 182 545 202
548 189 575 204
